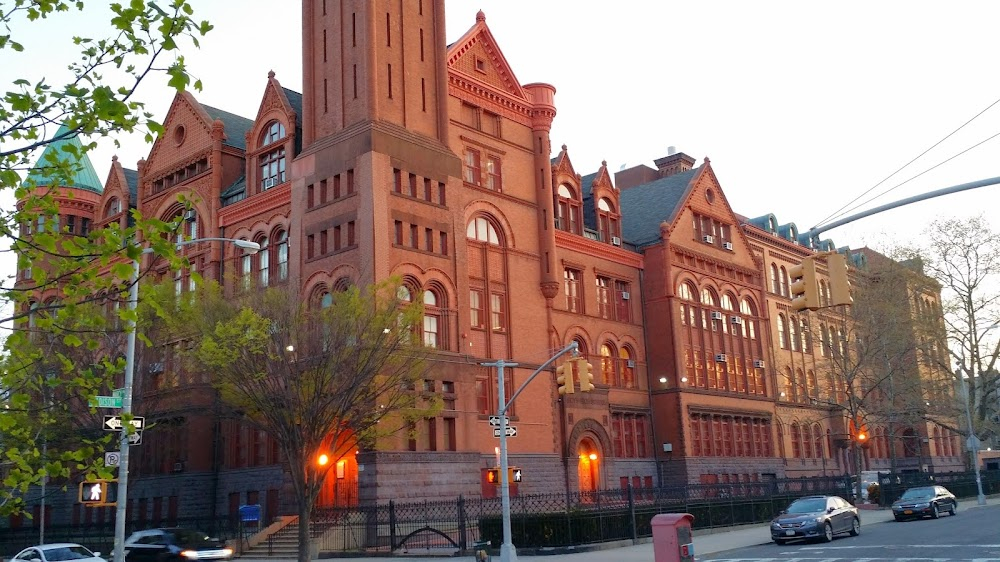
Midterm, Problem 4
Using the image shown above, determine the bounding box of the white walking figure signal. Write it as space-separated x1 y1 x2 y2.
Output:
88 483 102 501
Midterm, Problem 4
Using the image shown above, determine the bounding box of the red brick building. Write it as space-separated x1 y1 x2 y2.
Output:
14 1 960 524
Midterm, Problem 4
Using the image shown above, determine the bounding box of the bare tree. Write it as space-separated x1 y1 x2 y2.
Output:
918 215 1000 446
194 280 436 562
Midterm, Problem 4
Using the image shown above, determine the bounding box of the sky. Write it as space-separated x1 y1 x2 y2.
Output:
5 0 1000 281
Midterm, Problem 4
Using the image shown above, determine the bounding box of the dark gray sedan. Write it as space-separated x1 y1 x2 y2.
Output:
771 495 860 544
892 485 957 521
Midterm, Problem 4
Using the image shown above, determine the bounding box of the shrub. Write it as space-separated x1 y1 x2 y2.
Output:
867 483 880 504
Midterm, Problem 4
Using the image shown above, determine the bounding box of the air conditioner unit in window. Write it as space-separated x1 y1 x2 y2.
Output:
702 235 715 244
723 241 734 250
730 316 742 324
172 461 185 473
148 362 164 374
183 209 196 222
626 360 636 368
714 354 727 362
710 311 723 320
621 291 630 301
611 236 622 246
753 359 766 368
263 177 277 189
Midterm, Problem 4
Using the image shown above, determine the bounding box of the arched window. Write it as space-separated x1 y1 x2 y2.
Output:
721 293 735 310
740 298 757 339
240 241 252 291
619 346 634 389
800 319 810 352
796 369 807 403
275 230 289 282
779 267 789 297
770 263 780 293
808 370 818 399
600 343 616 386
820 324 829 357
466 216 500 245
555 184 581 234
259 121 287 190
105 197 121 218
320 292 333 309
790 423 801 458
258 236 269 287
800 422 812 458
813 424 824 458
789 318 799 351
423 289 440 349
596 197 620 243
777 315 787 349
679 282 696 326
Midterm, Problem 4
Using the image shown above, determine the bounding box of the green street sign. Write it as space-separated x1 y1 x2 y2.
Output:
89 395 123 408
112 388 126 399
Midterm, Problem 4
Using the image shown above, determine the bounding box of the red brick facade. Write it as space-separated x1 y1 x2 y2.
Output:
15 1 962 523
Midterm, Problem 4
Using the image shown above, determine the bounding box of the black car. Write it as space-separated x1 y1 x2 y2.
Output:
891 485 957 521
123 528 233 562
770 495 860 544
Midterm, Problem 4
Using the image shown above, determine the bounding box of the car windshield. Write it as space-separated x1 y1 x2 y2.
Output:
170 529 215 547
786 498 827 514
900 487 934 500
43 546 95 561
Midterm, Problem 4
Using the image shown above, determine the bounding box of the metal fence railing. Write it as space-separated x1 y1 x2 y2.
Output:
4 471 998 556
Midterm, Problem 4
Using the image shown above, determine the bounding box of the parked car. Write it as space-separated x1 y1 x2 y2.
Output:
891 485 957 521
11 543 105 562
771 495 861 544
123 528 233 562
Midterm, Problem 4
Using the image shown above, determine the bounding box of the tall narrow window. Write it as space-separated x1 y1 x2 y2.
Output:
564 268 582 313
258 237 269 287
423 290 440 348
470 289 484 329
615 281 632 323
463 148 481 185
259 121 287 191
275 230 288 282
596 276 611 319
490 293 506 332
485 156 502 191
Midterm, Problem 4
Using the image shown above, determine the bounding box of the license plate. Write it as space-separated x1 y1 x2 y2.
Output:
785 530 795 536
904 510 913 514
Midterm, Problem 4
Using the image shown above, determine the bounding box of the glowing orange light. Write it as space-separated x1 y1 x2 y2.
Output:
589 453 598 461
317 454 329 466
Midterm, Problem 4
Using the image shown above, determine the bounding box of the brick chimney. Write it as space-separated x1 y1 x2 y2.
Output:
653 146 696 178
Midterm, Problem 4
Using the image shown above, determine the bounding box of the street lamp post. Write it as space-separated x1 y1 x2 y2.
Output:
112 238 260 562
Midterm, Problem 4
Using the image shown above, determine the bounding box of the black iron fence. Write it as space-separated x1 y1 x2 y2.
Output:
4 471 998 556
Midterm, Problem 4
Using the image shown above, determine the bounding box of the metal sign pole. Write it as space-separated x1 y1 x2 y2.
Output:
495 359 518 562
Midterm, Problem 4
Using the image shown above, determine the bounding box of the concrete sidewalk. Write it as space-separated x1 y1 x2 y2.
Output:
268 495 996 562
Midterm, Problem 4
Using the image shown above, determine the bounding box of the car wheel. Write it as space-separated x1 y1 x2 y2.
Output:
774 539 786 546
931 504 940 519
894 515 905 522
822 522 834 542
849 517 861 536
949 502 957 516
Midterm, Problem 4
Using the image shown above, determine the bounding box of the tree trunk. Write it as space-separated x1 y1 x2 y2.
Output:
297 500 312 562
854 442 864 503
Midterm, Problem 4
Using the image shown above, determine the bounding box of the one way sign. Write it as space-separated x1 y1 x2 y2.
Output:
493 426 517 438
103 415 144 431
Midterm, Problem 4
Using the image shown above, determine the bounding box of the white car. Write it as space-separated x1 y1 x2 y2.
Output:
11 543 105 562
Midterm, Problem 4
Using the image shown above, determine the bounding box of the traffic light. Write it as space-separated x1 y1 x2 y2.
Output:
577 359 595 392
509 467 523 483
789 256 820 312
827 253 853 306
556 361 575 395
485 468 500 485
79 479 117 507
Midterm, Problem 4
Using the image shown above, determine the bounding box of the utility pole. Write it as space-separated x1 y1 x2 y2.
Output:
481 342 582 562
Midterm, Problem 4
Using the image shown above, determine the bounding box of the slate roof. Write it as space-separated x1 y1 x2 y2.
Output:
579 172 597 199
24 123 104 193
123 168 139 203
282 87 304 155
220 175 247 207
618 167 700 247
202 105 254 150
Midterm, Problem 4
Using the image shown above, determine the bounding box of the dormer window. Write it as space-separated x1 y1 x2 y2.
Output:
105 197 121 218
596 197 620 243
555 184 581 235
259 121 287 191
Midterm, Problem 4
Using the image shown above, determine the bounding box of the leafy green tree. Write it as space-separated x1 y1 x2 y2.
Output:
0 0 211 515
195 280 437 562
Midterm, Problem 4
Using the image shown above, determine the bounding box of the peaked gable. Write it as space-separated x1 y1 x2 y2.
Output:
447 11 526 100
250 71 302 155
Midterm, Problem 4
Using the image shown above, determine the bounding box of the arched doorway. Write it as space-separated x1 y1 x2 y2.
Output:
577 438 601 494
